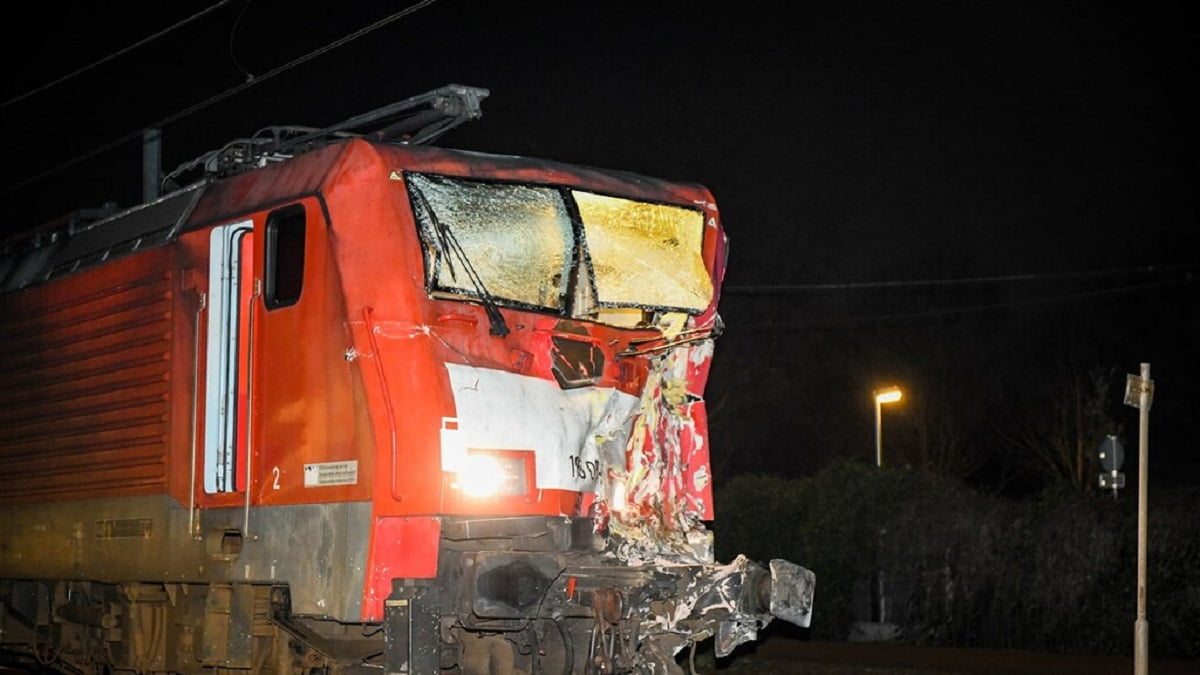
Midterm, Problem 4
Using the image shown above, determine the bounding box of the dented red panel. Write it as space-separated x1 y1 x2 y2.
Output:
603 340 719 561
681 400 714 520
681 339 716 520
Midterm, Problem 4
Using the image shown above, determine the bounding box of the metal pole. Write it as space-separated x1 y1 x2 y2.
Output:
875 398 883 467
143 128 161 202
1134 362 1150 675
873 395 884 627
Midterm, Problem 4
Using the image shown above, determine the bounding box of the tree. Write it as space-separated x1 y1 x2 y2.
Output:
1003 361 1123 490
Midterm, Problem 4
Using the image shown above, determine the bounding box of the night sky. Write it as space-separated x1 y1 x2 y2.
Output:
2 1 1195 491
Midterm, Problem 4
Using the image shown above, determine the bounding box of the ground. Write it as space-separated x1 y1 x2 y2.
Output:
697 638 1198 675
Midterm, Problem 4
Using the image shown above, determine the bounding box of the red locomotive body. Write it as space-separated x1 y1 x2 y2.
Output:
0 86 812 675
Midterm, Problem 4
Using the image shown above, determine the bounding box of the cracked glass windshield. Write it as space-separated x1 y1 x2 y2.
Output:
406 173 713 325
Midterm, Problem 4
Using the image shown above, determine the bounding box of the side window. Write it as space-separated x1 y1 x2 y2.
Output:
265 204 306 309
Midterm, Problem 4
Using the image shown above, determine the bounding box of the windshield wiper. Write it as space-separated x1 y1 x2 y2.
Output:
413 189 510 337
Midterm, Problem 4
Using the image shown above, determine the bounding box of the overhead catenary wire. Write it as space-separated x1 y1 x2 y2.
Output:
834 275 1191 325
729 273 1195 330
0 0 236 112
0 0 439 199
723 262 1200 294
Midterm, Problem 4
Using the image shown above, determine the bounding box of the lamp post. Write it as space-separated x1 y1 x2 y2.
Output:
873 386 902 467
868 385 902 632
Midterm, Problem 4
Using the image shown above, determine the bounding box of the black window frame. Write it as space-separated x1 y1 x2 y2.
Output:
264 204 307 309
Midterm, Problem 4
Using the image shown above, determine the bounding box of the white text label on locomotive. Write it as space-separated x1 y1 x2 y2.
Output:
303 461 359 487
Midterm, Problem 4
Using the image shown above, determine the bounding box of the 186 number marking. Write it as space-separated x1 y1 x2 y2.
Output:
569 455 600 481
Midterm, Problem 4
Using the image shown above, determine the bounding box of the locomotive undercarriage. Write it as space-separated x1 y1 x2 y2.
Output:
0 516 813 675
0 579 307 675
400 515 814 675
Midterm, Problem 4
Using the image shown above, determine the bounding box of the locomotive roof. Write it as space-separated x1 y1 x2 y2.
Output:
1 85 718 296
378 143 713 205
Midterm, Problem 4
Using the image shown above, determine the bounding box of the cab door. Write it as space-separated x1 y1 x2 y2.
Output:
248 200 363 504
200 204 307 499
250 203 309 502
201 199 360 511
203 220 254 495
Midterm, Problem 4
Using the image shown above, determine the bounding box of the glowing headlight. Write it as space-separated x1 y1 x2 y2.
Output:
456 451 532 498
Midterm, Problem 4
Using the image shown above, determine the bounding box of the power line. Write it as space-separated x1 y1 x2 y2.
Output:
0 0 236 112
729 275 1195 330
724 263 1199 294
0 0 438 199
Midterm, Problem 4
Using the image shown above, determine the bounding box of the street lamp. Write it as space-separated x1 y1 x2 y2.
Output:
869 384 903 634
873 386 902 467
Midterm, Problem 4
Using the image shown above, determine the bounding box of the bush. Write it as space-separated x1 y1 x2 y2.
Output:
712 460 1200 659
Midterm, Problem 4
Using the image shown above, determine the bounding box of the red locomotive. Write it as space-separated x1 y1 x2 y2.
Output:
0 85 813 675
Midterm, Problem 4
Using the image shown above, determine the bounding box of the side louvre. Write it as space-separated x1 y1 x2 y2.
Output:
0 248 175 504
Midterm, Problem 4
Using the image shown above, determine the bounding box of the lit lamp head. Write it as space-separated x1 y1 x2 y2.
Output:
454 450 533 499
458 453 506 497
874 385 902 405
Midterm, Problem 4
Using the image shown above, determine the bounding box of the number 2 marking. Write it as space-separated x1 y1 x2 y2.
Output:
272 466 281 490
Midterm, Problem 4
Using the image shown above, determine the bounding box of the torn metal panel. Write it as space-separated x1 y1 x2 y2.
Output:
599 338 717 565
443 363 641 492
635 554 816 659
769 558 816 628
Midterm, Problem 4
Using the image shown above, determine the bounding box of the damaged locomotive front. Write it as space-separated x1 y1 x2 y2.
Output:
388 166 816 672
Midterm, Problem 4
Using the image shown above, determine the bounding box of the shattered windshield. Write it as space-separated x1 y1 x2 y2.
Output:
407 174 573 310
406 173 713 322
574 191 711 312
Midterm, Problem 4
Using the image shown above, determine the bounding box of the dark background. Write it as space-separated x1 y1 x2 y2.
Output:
2 1 1195 491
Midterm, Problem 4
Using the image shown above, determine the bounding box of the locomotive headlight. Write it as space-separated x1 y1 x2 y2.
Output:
457 450 532 498
459 454 503 497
